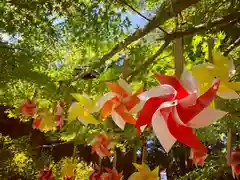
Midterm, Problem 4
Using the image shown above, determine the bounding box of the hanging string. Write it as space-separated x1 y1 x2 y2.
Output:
141 136 147 164
122 54 129 80
207 38 214 63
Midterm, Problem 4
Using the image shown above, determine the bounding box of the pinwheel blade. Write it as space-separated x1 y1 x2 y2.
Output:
166 111 207 152
112 110 126 130
152 110 176 153
188 107 227 128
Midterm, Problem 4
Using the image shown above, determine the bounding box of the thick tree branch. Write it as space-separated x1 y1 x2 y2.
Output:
117 0 168 34
98 0 200 64
159 12 240 41
128 41 169 82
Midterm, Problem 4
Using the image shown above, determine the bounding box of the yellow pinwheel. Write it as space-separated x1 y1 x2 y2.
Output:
68 93 99 125
128 163 159 180
192 51 240 103
61 158 76 177
36 109 57 132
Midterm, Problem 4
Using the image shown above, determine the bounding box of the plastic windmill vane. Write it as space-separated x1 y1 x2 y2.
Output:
68 93 99 125
97 79 143 130
191 51 240 101
136 69 227 155
128 163 159 180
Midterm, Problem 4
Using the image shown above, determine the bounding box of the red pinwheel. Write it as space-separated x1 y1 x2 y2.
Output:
136 69 227 154
56 101 65 129
39 168 55 180
190 148 208 166
231 146 240 178
89 165 104 180
100 168 123 180
20 99 36 117
63 177 74 180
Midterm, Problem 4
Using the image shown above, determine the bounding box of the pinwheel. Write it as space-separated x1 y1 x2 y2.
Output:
68 93 99 125
97 79 143 130
191 51 240 101
190 148 208 166
20 99 36 117
61 158 76 178
89 164 103 180
91 134 112 158
34 109 57 132
39 168 55 180
128 163 159 180
56 101 65 129
230 146 240 178
63 177 74 180
136 69 227 153
33 118 41 129
101 168 123 180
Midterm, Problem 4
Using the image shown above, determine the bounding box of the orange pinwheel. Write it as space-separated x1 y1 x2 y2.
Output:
97 79 143 130
91 134 112 158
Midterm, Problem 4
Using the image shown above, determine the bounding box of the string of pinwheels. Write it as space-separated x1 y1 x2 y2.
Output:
19 49 240 179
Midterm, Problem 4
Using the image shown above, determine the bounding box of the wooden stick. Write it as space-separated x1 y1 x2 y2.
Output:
113 151 117 169
98 157 102 168
227 128 232 166
208 38 214 63
122 55 129 80
141 137 147 164
174 38 184 79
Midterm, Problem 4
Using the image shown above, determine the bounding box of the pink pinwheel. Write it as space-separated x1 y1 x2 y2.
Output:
136 69 227 153
55 101 65 129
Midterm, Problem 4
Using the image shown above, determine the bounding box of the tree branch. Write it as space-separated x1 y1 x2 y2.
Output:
117 0 168 34
224 37 240 56
159 12 240 41
98 0 200 64
128 41 169 82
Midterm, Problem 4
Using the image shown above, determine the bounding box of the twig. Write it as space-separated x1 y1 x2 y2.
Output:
0 45 24 51
34 141 70 149
128 41 169 82
157 12 240 41
97 0 200 65
117 0 168 34
224 37 240 56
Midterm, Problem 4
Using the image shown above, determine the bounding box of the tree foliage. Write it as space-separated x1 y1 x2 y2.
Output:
0 0 240 179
